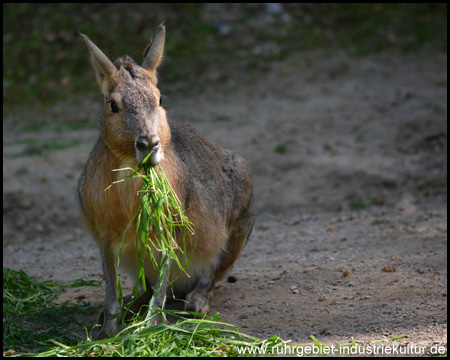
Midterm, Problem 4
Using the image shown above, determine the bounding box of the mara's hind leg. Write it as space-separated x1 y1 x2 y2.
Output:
185 266 214 314
184 208 255 315
214 205 255 282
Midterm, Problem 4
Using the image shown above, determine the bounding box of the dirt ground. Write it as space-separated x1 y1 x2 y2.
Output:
3 48 447 354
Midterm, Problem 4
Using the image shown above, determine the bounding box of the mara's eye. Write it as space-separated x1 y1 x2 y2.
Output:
107 99 119 113
159 95 167 107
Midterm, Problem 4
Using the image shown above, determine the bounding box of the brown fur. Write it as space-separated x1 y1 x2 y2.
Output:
77 26 254 338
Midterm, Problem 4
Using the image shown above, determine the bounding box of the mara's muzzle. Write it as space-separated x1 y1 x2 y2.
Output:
135 135 162 165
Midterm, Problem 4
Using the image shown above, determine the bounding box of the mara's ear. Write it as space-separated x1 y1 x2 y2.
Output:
81 34 117 95
141 25 165 73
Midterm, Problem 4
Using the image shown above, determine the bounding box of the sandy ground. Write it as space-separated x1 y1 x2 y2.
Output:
3 48 447 354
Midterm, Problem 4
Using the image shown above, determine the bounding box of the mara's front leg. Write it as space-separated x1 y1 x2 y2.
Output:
96 244 155 338
96 242 121 339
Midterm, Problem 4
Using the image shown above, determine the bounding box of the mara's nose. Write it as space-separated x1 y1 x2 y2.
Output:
135 135 161 154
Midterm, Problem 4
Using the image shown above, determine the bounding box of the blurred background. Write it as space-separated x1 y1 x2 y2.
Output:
3 3 447 113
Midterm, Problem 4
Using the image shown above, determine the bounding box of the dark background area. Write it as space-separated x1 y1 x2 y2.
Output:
3 3 447 112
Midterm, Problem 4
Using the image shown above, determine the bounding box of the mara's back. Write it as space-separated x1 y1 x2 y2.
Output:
168 117 254 240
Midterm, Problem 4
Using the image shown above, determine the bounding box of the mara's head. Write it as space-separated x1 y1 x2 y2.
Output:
82 25 169 166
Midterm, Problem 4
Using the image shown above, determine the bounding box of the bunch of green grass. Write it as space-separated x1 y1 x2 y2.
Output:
4 269 412 357
2 267 100 353
35 313 286 357
32 311 410 357
106 152 194 325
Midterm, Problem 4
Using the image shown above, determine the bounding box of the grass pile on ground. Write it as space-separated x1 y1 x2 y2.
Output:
3 268 100 354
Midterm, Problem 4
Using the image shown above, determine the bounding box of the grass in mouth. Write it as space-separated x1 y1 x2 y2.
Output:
106 152 195 324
